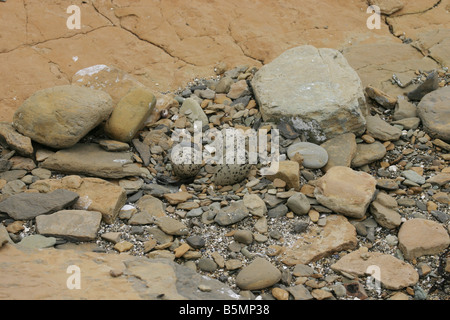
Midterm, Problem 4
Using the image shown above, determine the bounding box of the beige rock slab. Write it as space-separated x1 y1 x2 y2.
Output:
314 166 377 219
29 175 127 224
398 218 450 260
281 215 357 266
331 248 419 290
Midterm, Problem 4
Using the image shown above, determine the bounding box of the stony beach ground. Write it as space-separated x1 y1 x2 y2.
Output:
0 0 449 301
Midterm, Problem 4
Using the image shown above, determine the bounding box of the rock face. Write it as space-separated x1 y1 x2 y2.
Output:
41 143 142 179
104 87 156 142
12 85 113 149
29 175 127 224
36 210 102 242
235 258 281 290
331 248 419 290
314 166 377 219
0 245 241 300
417 86 450 142
281 215 357 266
0 189 79 220
252 45 367 141
398 218 450 260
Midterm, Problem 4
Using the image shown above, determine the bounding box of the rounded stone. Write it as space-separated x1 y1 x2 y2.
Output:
235 258 281 290
197 258 218 272
233 230 253 245
287 142 329 169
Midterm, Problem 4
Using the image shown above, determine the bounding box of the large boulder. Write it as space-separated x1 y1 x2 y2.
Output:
252 45 367 142
13 85 113 149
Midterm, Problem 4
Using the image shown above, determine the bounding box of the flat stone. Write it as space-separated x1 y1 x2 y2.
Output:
163 192 193 205
286 284 313 300
98 140 130 152
393 99 418 121
243 194 267 217
314 166 377 219
0 189 79 220
17 235 57 249
370 201 402 229
391 117 421 130
401 170 426 185
331 248 419 290
282 215 357 265
417 86 450 142
366 115 402 141
0 122 33 157
114 241 134 253
30 175 127 224
41 143 142 179
233 230 253 245
214 200 249 226
155 216 189 236
198 258 218 272
351 142 387 168
13 85 113 149
287 142 328 169
235 258 281 290
408 70 440 102
252 45 367 141
268 204 288 218
320 133 357 172
186 236 205 249
36 210 102 242
426 172 450 186
398 218 450 260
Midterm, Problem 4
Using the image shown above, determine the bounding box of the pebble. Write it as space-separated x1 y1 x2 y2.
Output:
198 258 218 272
287 142 329 169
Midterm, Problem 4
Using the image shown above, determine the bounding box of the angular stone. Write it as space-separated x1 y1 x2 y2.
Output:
214 201 250 226
41 143 142 179
391 117 421 130
282 215 357 265
366 115 402 141
135 195 166 218
163 192 193 205
155 216 189 236
370 201 402 229
351 142 387 168
365 85 397 109
287 284 313 300
0 225 13 248
398 218 450 260
98 140 130 152
36 210 102 242
13 85 113 149
179 98 208 127
29 175 127 224
407 70 440 102
0 189 79 220
393 99 417 121
235 258 281 290
243 194 267 217
331 248 419 290
426 172 450 186
314 166 377 219
105 87 156 142
320 133 357 172
252 45 367 141
417 86 450 142
266 161 300 191
0 122 33 157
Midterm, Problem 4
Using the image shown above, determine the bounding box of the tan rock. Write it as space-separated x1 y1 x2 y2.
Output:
105 87 156 142
331 248 419 290
235 258 281 290
398 218 450 260
13 85 113 149
114 241 134 253
266 161 300 191
163 192 193 205
311 289 333 300
0 122 33 157
320 133 357 172
272 288 289 300
174 243 192 258
281 215 357 266
314 166 377 219
29 175 127 224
